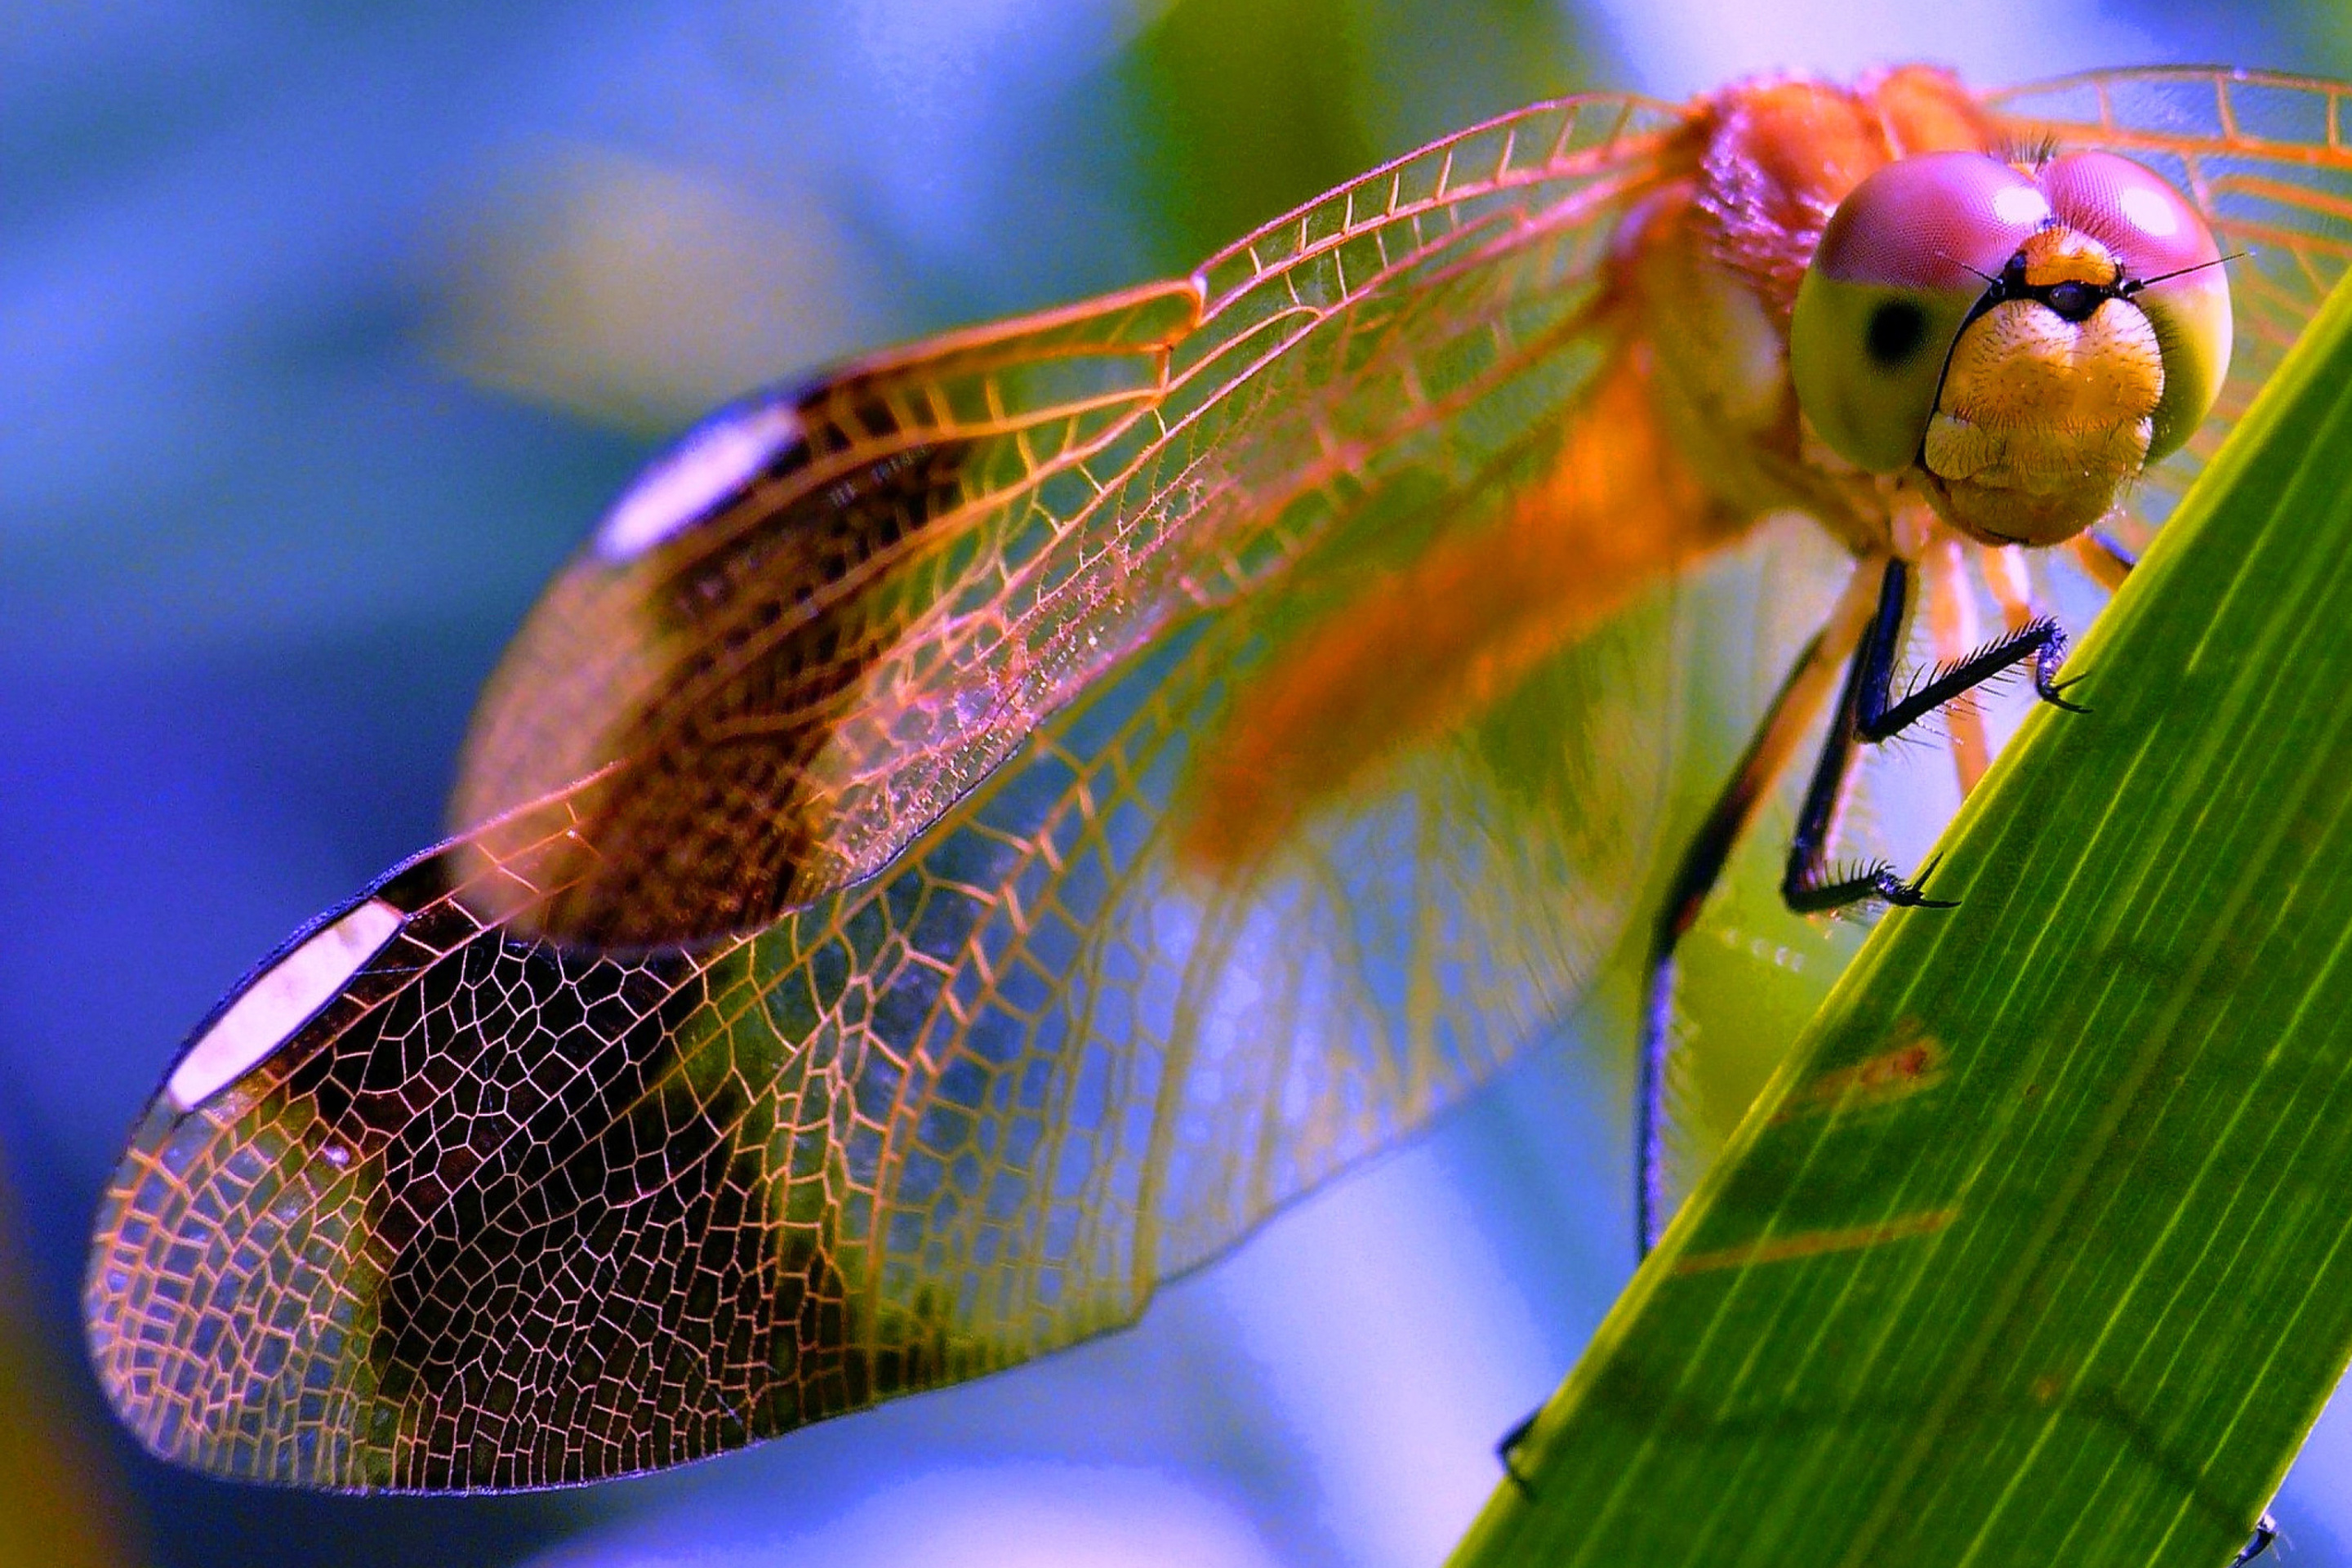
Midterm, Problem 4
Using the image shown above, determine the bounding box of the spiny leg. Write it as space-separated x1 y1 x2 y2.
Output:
1637 555 2081 1251
1632 559 1892 1256
1640 554 2082 1255
1501 551 2089 1487
1777 561 1946 923
1783 558 2081 912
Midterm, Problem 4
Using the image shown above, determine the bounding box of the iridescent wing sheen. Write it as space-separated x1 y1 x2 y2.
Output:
1991 69 2352 549
444 92 1686 948
86 91 1714 1490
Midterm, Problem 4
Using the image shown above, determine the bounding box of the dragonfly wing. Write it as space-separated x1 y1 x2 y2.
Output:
1989 69 2352 546
85 483 1803 1490
447 92 1686 948
87 87 1760 1488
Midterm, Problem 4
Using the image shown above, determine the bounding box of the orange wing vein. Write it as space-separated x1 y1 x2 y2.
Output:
448 92 1683 947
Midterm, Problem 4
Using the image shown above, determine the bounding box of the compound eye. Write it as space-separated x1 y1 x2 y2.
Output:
2039 151 2214 281
2041 151 2232 461
1793 152 2051 473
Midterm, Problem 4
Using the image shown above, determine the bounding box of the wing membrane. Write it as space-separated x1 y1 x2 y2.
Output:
448 93 1684 947
89 89 1711 1488
87 492 1777 1489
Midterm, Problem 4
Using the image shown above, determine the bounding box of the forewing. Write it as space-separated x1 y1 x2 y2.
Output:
447 92 1686 947
85 88 1735 1487
84 466 1789 1492
1989 69 2352 546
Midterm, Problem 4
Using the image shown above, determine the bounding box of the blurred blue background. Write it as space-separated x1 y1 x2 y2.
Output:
8 2 2352 1564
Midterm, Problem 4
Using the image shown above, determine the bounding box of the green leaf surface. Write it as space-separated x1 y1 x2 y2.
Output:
1455 270 2352 1566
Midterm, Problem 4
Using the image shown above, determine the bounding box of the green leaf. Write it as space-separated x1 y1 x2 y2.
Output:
1455 268 2352 1566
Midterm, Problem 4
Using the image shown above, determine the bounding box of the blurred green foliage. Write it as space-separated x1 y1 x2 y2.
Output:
1120 0 1599 268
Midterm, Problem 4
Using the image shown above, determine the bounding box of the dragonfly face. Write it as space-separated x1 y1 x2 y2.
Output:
85 66 2352 1492
1793 146 2230 546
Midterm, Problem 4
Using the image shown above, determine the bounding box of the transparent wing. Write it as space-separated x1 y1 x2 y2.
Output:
85 91 1740 1490
100 67 2349 1494
83 457 1792 1492
1989 69 2352 547
446 92 1686 947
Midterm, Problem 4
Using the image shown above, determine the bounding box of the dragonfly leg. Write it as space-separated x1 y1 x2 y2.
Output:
1496 1408 1538 1495
2070 528 2139 593
1784 558 2080 914
1629 559 1891 1256
1506 549 2091 1482
1508 556 1904 1486
2229 1511 2278 1567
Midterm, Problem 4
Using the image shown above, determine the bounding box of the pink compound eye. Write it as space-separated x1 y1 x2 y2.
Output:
2038 151 2221 282
1793 147 2234 476
2038 150 2232 461
1793 153 2056 474
1810 150 2051 292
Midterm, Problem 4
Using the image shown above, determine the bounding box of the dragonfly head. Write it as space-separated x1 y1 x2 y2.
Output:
1791 149 2231 549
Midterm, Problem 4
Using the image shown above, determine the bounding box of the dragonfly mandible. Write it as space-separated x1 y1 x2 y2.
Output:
85 65 2352 1493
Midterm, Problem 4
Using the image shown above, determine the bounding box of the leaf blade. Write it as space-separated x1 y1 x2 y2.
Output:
1458 261 2352 1567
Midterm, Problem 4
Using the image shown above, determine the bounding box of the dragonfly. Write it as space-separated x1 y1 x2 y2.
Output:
85 65 2352 1496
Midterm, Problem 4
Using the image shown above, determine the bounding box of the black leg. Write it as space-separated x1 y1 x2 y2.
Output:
1782 559 2078 915
1641 556 2086 1249
1636 933 1682 1258
1501 548 2087 1488
1857 617 2082 741
2229 1512 2278 1568
1779 559 1936 914
1631 568 1878 1256
1499 572 1878 1490
1497 1408 1538 1495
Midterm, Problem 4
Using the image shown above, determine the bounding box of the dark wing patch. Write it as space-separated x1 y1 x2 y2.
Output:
87 508 1748 1487
445 91 1681 951
449 287 1202 947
